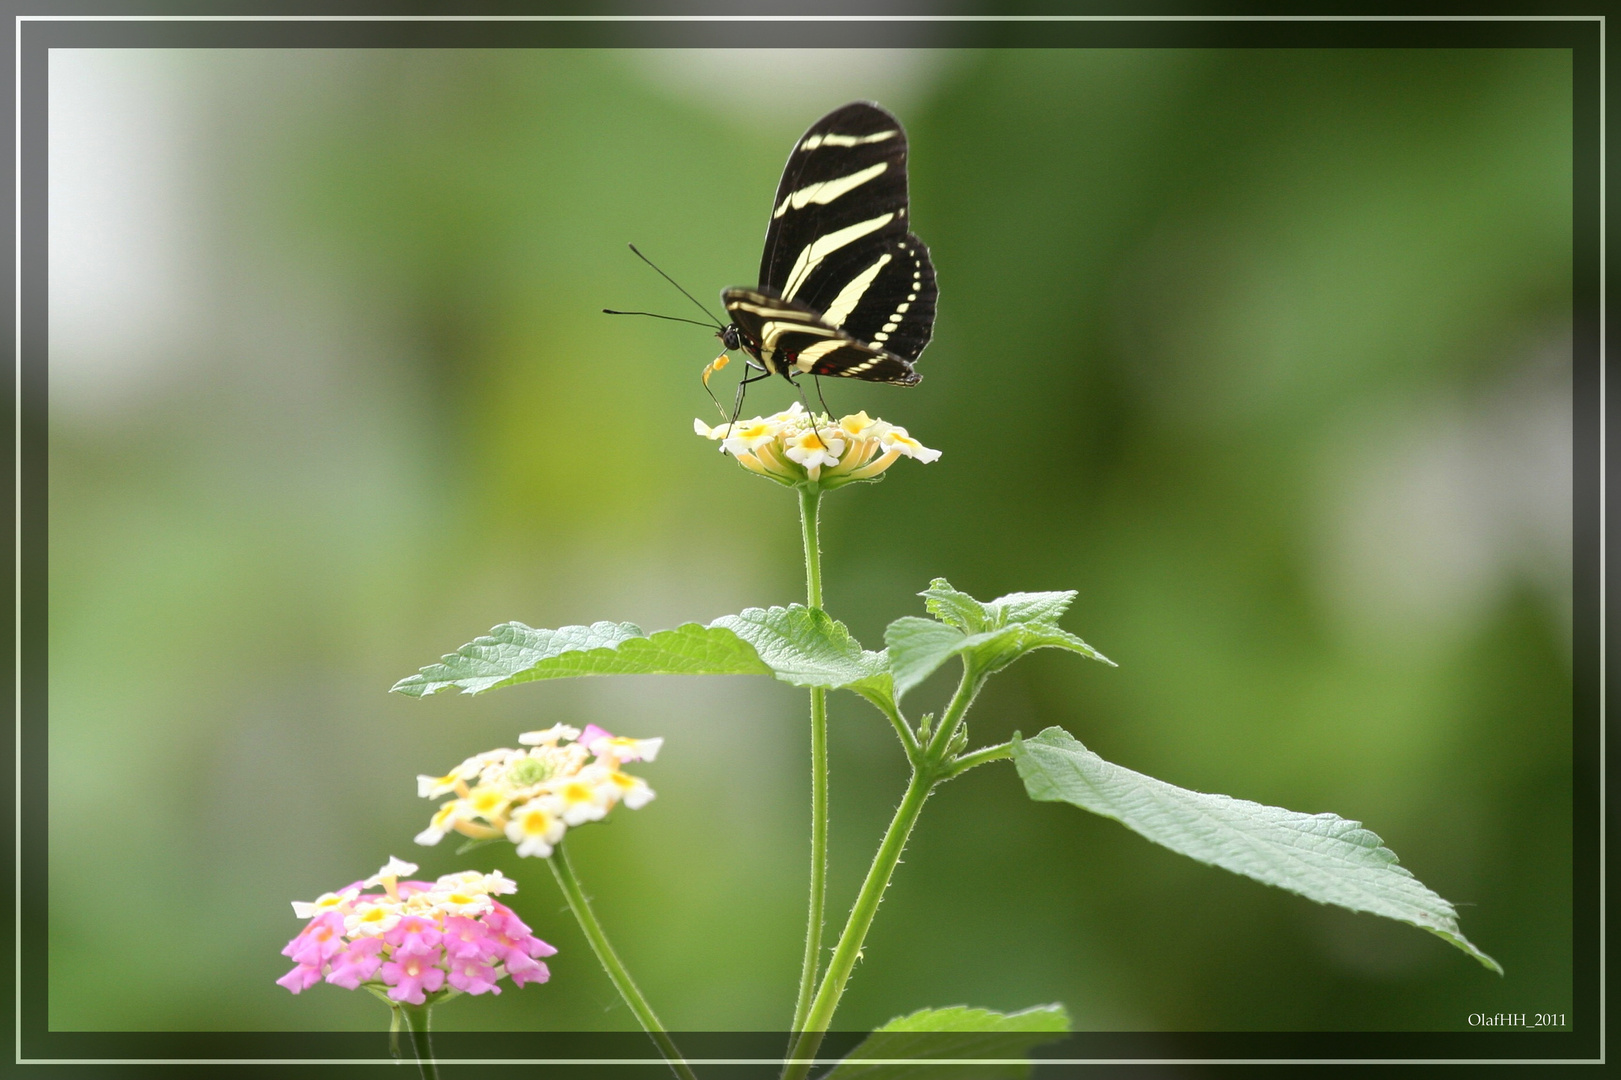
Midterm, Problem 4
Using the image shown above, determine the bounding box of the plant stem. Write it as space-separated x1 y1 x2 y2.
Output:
793 685 829 1034
792 483 829 1034
785 769 935 1080
549 845 698 1080
926 666 985 760
799 484 823 609
876 695 921 762
943 740 1014 779
398 1003 440 1080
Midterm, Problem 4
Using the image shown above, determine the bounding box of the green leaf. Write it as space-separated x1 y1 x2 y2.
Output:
391 605 894 713
888 581 1112 701
823 1004 1069 1080
1012 727 1502 974
921 579 1075 633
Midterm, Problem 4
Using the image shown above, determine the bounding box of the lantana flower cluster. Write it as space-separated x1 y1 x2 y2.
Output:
277 858 555 1005
415 724 660 859
694 402 941 488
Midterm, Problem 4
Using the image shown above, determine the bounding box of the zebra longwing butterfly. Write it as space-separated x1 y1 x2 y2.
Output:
720 101 937 388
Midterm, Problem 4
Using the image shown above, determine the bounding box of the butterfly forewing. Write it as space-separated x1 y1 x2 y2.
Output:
727 101 936 384
759 103 912 294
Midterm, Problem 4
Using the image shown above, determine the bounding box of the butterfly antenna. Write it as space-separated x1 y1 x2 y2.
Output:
626 243 725 329
601 308 718 329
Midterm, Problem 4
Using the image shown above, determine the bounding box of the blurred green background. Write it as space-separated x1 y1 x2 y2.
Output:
47 47 1571 1033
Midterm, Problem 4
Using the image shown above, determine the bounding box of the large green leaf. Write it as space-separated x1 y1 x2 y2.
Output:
822 1004 1069 1080
1012 727 1501 973
887 580 1112 701
391 605 894 711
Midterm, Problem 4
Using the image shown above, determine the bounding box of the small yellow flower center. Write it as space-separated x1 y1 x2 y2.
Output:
469 788 505 814
522 810 554 835
562 781 593 804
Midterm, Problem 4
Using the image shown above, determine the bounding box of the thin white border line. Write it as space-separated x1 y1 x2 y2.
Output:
11 9 21 1067
1598 11 1609 1068
9 10 1603 1069
11 1058 1609 1067
6 12 1609 20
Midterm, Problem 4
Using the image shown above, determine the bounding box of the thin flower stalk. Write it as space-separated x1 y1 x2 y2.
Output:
550 843 698 1080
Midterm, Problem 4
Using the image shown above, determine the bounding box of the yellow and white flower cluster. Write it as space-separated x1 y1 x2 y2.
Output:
694 402 941 488
414 724 659 859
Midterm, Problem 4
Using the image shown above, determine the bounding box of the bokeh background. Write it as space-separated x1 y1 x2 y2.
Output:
47 47 1572 1033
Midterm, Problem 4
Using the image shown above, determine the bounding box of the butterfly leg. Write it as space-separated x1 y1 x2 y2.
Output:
788 375 831 445
812 374 836 422
726 366 776 441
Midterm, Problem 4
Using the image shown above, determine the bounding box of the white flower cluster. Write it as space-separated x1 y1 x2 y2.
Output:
414 724 659 859
694 403 940 488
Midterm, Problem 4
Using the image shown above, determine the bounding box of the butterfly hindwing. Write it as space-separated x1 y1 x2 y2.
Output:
728 101 935 384
795 231 936 365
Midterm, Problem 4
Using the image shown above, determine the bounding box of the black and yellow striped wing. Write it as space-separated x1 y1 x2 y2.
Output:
724 101 936 385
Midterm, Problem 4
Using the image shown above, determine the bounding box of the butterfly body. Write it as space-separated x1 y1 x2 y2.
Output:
720 101 936 388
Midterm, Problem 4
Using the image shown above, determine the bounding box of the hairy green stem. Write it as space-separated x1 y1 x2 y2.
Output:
549 845 697 1080
877 696 920 762
398 1003 440 1080
943 740 1013 779
792 484 829 1034
799 484 823 609
785 769 935 1079
926 666 985 760
794 684 829 1033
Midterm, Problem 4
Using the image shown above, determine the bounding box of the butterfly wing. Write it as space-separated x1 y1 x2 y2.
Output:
721 287 922 386
740 101 936 382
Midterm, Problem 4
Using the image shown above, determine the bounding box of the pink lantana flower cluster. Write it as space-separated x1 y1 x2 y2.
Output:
694 403 941 489
277 857 555 1005
415 724 660 860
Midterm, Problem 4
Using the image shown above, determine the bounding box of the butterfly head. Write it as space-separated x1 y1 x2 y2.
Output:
717 324 742 352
